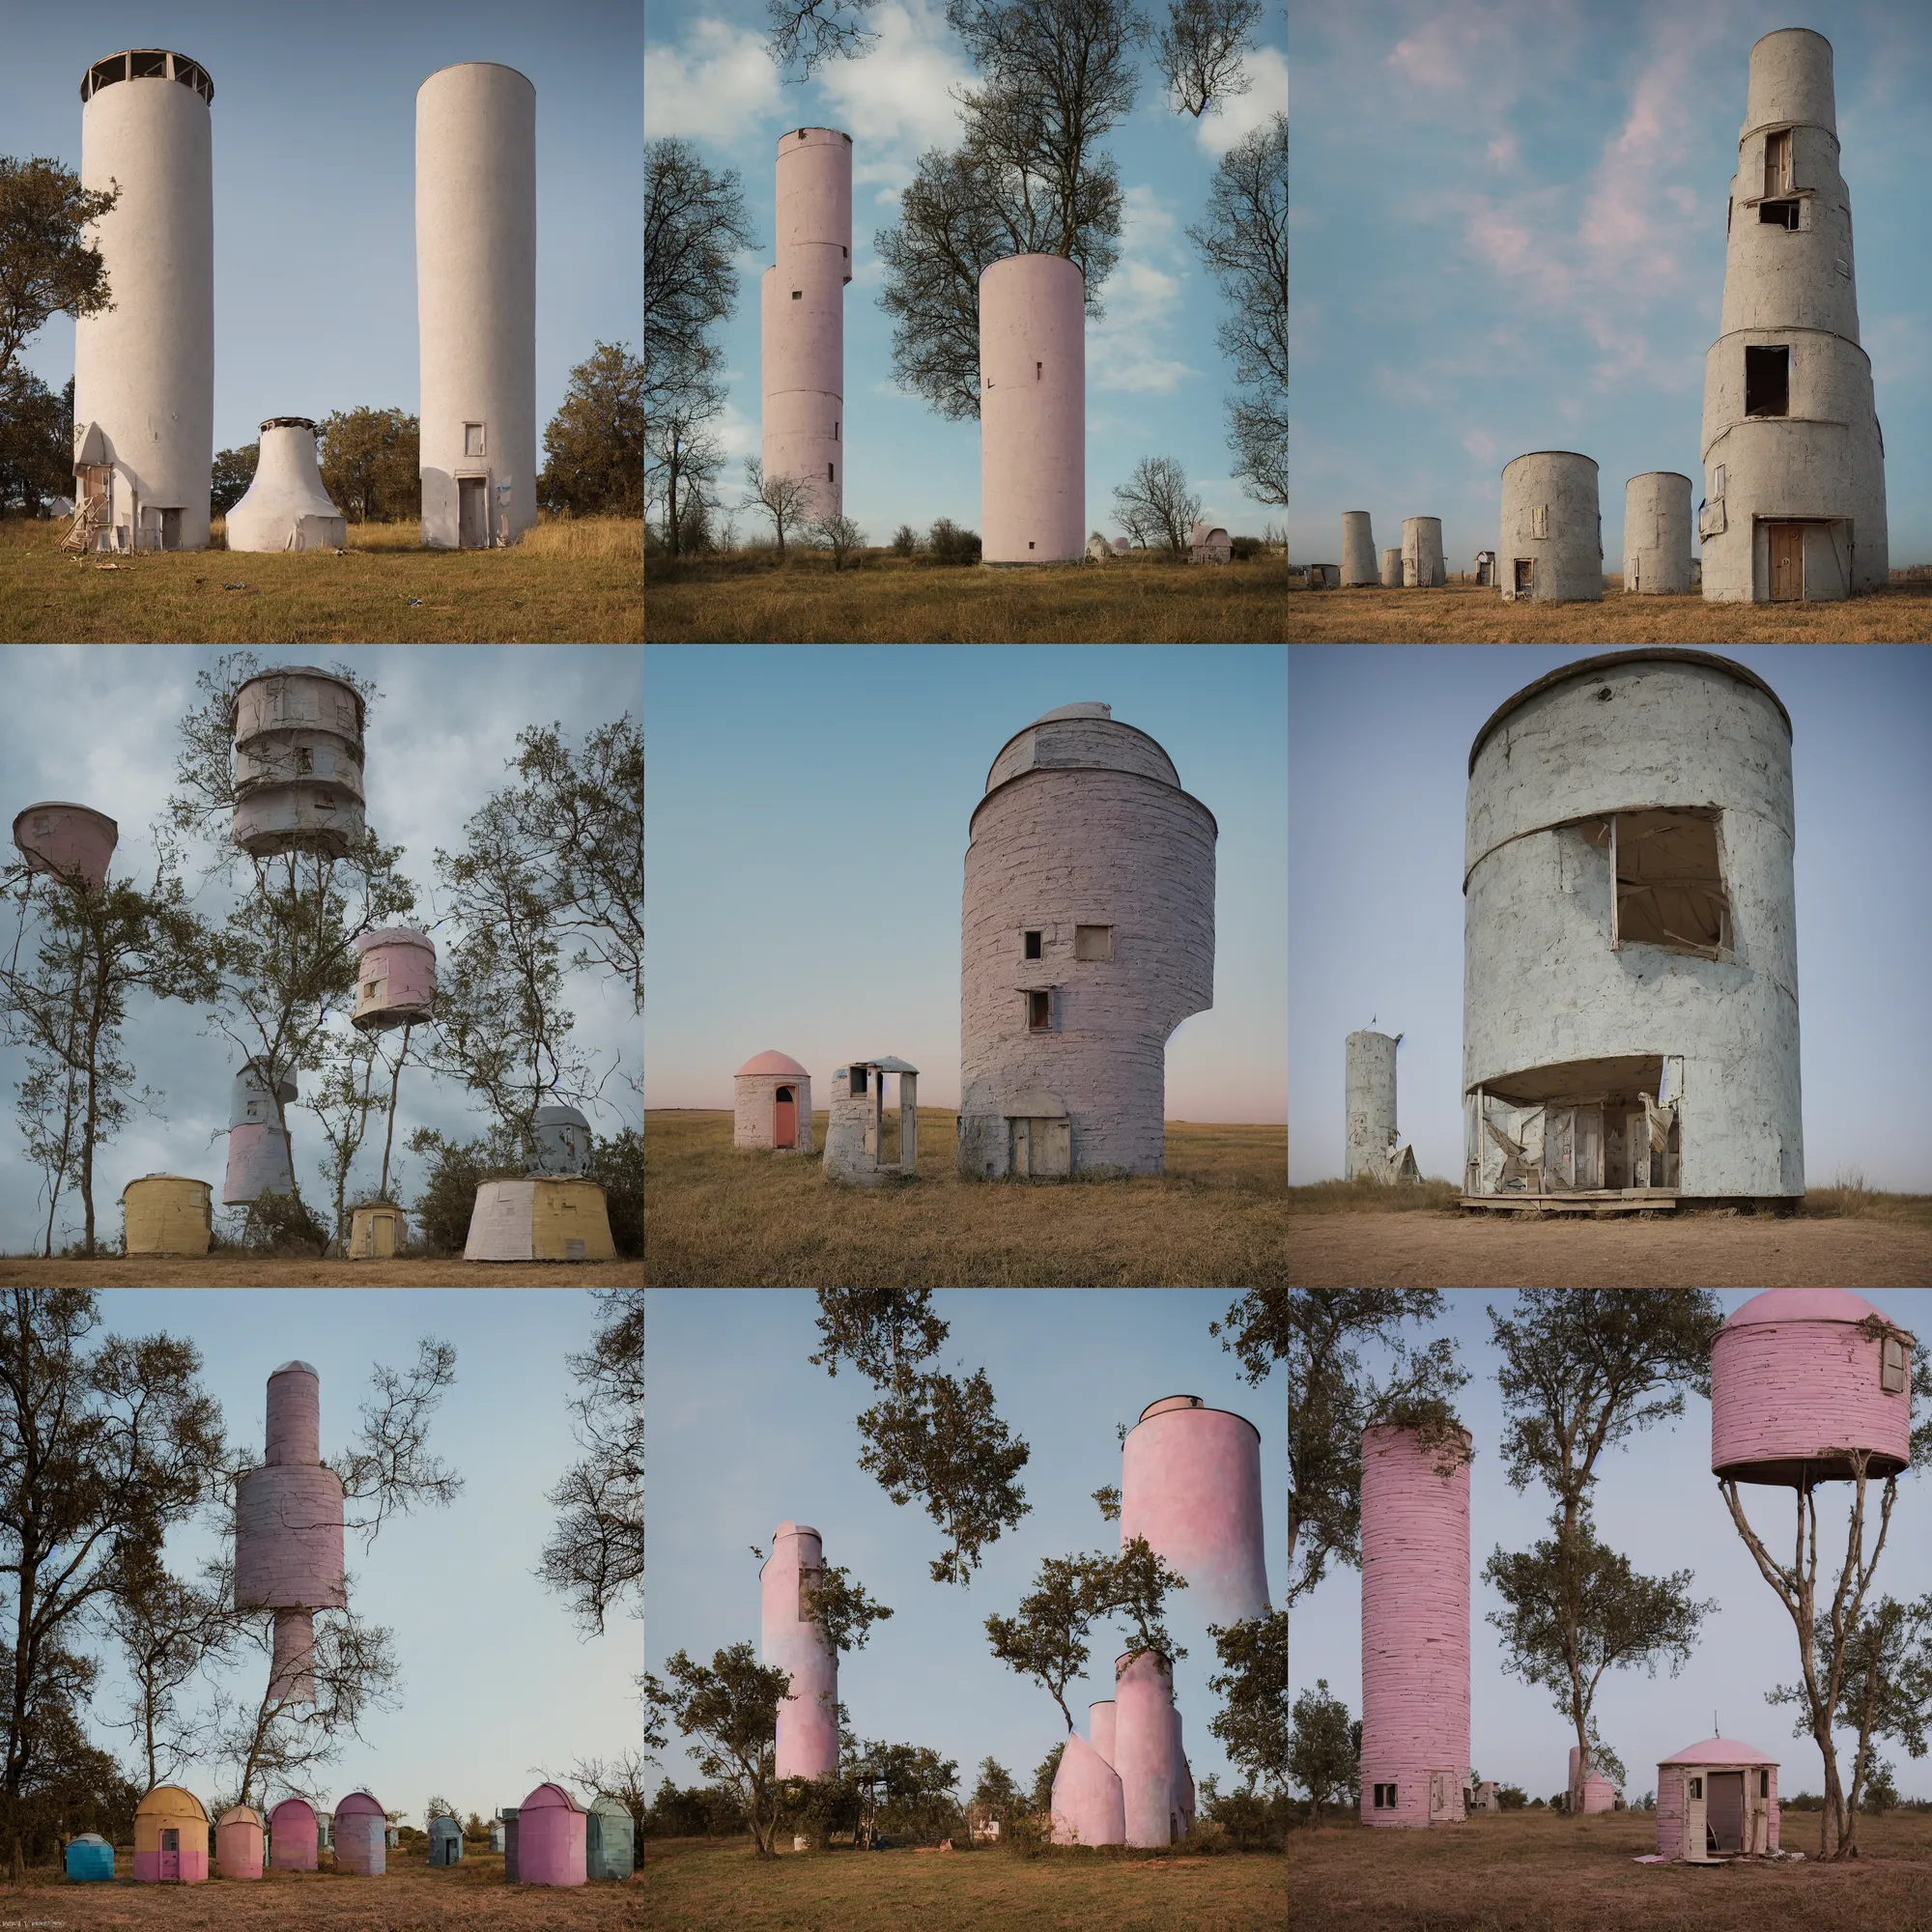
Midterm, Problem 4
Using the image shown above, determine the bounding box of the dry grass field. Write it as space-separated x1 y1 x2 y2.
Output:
643 1834 1286 1932
1284 581 1932 641
0 1255 641 1287
1289 1805 1932 1932
644 552 1290 641
0 515 642 642
0 1843 642 1927
644 1109 1286 1287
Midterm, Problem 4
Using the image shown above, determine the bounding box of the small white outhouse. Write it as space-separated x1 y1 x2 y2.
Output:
1656 1737 1778 1861
734 1051 814 1153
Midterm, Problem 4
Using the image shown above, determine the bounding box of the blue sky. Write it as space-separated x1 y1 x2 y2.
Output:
1289 0 1932 572
643 644 1287 1121
0 646 642 1256
83 1289 638 1828
643 0 1289 544
646 1288 1284 1799
1290 1289 1932 1804
1289 644 1932 1189
5 0 639 460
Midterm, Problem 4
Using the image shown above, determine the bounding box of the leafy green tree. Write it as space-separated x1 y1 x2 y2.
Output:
969 1755 1024 1832
0 368 71 515
985 1553 1114 1730
1287 1678 1357 1822
0 158 119 388
1211 1287 1288 1384
211 440 259 516
1208 1607 1289 1797
541 340 644 518
317 407 419 523
1030 1739 1064 1817
643 1645 794 1855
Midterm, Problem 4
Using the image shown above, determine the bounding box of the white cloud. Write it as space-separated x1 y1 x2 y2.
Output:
644 17 781 144
1195 45 1288 157
1090 186 1202 394
814 0 973 193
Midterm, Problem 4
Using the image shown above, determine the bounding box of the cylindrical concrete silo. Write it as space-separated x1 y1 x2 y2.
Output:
1499 452 1603 602
958 703 1215 1178
1091 1698 1117 1766
72 51 214 553
1379 547 1403 587
1345 1030 1400 1180
1341 512 1377 585
1360 1423 1471 1828
1114 1649 1175 1847
121 1176 213 1256
225 420 347 553
235 1362 346 1701
13 802 118 892
232 667 367 859
1712 1290 1913 1485
980 254 1086 564
760 1523 838 1780
1622 471 1692 594
1049 1729 1125 1845
1119 1395 1268 1625
763 128 852 525
1401 517 1443 587
1463 651 1802 1203
416 63 537 549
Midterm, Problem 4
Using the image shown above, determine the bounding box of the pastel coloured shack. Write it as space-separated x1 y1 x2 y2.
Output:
269 1796 318 1869
428 1814 464 1865
734 1050 814 1153
585 1796 636 1879
1657 1738 1779 1860
351 928 436 1031
216 1804 264 1878
464 1177 616 1261
331 1790 386 1875
517 1782 586 1887
64 1833 114 1881
121 1175 213 1257
133 1785 209 1883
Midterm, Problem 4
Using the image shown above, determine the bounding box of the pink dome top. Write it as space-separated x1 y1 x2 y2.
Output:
1659 1737 1778 1765
332 1791 384 1818
1724 1289 1885 1326
522 1781 583 1813
736 1050 808 1077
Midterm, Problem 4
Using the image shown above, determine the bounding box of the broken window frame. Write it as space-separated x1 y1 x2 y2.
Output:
1745 343 1790 418
1882 1337 1907 1393
1599 809 1733 960
1758 199 1800 229
1023 929 1042 959
1026 989 1052 1033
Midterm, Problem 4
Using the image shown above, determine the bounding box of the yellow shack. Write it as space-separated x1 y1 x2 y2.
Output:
121 1177 213 1257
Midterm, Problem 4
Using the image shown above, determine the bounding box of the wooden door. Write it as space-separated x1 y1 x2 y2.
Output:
774 1087 795 1149
1010 1117 1031 1178
1707 1771 1744 1852
1576 1105 1604 1190
1041 1118 1069 1177
160 1828 180 1880
1769 523 1804 600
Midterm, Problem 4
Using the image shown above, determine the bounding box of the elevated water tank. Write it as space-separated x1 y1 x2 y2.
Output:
224 1059 297 1204
231 668 366 858
761 1522 839 1780
224 419 347 552
13 801 118 891
351 927 436 1031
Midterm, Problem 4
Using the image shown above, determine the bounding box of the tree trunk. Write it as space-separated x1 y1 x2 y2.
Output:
378 1025 411 1201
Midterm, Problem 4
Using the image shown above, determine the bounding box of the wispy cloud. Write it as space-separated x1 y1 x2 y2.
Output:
815 0 973 198
1194 45 1288 157
644 17 781 144
1090 185 1202 395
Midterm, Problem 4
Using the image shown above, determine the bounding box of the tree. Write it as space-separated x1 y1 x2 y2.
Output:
806 512 866 570
0 368 71 516
540 340 643 518
1489 1290 1725 1811
765 0 884 78
0 1293 226 1878
329 1336 465 1551
0 158 119 390
211 440 259 517
890 523 920 556
739 456 812 559
1287 1678 1358 1822
105 1549 238 1791
801 1558 895 1659
969 1755 1024 1831
307 1030 385 1254
926 516 981 564
1286 1292 1466 1606
643 1645 795 1856
1031 1740 1064 1816
644 362 724 559
560 1747 650 1861
1228 393 1289 510
1111 455 1202 554
317 407 419 523
1208 1607 1289 1796
985 1553 1114 1731
1106 1534 1189 1661
1157 0 1264 116
1211 1288 1288 1385
643 139 755 407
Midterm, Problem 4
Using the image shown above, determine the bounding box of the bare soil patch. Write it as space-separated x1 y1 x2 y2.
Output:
0 1256 641 1287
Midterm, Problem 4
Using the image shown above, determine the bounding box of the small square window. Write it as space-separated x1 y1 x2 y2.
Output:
1690 1777 1702 1800
1611 809 1730 957
1023 930 1042 959
792 290 802 300
1074 924 1113 961
464 422 485 457
1882 1336 1907 1393
1746 344 1790 417
1027 990 1051 1033
849 1066 867 1097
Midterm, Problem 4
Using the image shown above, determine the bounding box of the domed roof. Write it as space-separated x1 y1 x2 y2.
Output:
217 1804 263 1825
1723 1289 1885 1327
270 1359 319 1377
736 1049 808 1078
333 1791 384 1817
522 1780 583 1812
136 1784 209 1819
1659 1737 1778 1765
980 704 1199 805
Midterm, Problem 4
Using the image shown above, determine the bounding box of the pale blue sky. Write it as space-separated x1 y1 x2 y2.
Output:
1289 644 1932 1189
85 1289 639 1828
5 0 639 460
644 0 1289 544
1289 1289 1932 1804
646 1288 1285 1798
1289 0 1932 572
643 644 1287 1121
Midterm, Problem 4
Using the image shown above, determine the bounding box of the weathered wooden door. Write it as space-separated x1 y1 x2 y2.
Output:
1429 1771 1455 1821
160 1828 180 1880
1010 1117 1032 1178
1576 1105 1604 1190
774 1087 795 1149
1707 1771 1745 1852
1770 524 1804 600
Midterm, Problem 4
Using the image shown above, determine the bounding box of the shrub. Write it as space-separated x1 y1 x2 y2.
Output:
890 523 920 557
927 517 982 565
1230 534 1264 560
1528 1796 1545 1808
241 1190 331 1257
1201 1785 1289 1851
407 1130 522 1256
586 1125 642 1257
1497 1785 1527 1809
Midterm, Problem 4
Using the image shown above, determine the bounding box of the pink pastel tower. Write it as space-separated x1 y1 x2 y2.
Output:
760 1522 838 1780
1359 1423 1472 1828
1569 1743 1618 1812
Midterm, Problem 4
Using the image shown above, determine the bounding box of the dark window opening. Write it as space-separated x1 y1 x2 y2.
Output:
1765 128 1791 197
1023 930 1042 959
1027 990 1051 1033
849 1066 867 1096
1373 1783 1397 1809
1758 199 1799 229
296 747 313 773
828 462 835 481
1514 557 1532 593
833 420 838 440
130 49 168 79
841 244 848 257
1759 1771 1771 1799
791 290 801 299
1746 344 1789 416
1028 540 1035 550
1036 361 1042 381
1605 808 1732 957
775 1086 793 1104
1074 923 1113 961
1690 1777 1702 1800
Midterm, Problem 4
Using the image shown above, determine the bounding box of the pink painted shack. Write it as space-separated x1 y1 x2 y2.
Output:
1712 1289 1915 1486
13 801 117 891
1656 1738 1778 1861
132 1785 208 1883
350 927 436 1031
216 1804 264 1878
1359 1423 1473 1828
734 1050 814 1153
1114 1647 1177 1847
1567 1744 1618 1813
1050 1729 1124 1846
760 1523 839 1779
516 1782 587 1887
331 1790 385 1875
269 1796 318 1870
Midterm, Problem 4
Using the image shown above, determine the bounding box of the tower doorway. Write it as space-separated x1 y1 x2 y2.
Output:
458 476 488 548
774 1086 796 1149
1769 523 1804 600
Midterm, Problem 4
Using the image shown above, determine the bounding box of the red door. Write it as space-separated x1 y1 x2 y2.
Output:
160 1828 180 1880
774 1087 796 1149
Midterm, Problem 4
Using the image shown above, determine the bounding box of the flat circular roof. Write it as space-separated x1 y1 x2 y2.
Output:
1469 650 1792 774
1501 449 1597 468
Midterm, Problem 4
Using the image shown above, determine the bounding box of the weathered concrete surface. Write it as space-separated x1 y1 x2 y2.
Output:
1114 1650 1176 1847
1341 511 1377 585
1379 546 1403 587
1050 1728 1125 1846
1345 1030 1401 1180
1463 653 1802 1202
734 1050 814 1152
1499 452 1603 603
1402 517 1444 587
1624 471 1694 594
824 1058 916 1183
761 1523 838 1780
980 253 1086 563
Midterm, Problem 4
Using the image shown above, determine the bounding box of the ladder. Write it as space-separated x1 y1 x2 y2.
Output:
60 496 104 554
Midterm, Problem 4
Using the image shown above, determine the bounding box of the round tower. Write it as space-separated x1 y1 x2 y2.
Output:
1345 1031 1400 1180
231 667 367 859
224 419 347 553
1463 651 1801 1204
762 128 852 525
1118 1395 1268 1626
759 1523 838 1780
1401 517 1443 587
223 1058 297 1205
1379 546 1402 587
1113 1648 1176 1847
235 1361 346 1701
416 63 537 548
1568 1743 1619 1812
1359 1423 1471 1828
350 928 437 1032
1498 452 1603 602
958 702 1215 1178
1341 511 1377 586
1623 470 1694 594
733 1049 814 1153
1712 1289 1913 1485
72 50 215 553
979 254 1086 564
1700 29 1887 601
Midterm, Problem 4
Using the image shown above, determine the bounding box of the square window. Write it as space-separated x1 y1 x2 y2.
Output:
464 422 485 457
1611 809 1731 957
1758 199 1800 229
1027 990 1051 1033
849 1066 867 1097
1074 924 1113 961
1882 1336 1907 1392
1746 344 1789 417
792 290 802 300
1690 1777 1702 1800
1023 930 1042 959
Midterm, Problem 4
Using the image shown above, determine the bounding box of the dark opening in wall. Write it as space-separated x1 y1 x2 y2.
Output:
1023 930 1042 959
1758 199 1800 228
1027 990 1051 1032
1745 344 1789 416
1593 808 1732 957
849 1066 867 1096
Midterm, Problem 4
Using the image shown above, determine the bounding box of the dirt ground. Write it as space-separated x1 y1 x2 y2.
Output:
1289 1805 1932 1932
1289 1209 1932 1287
0 1256 641 1287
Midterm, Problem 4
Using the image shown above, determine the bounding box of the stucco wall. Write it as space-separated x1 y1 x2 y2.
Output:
1499 453 1603 603
1624 471 1694 594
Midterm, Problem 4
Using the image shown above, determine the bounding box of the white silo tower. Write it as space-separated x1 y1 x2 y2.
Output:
980 255 1087 564
761 128 851 524
1700 29 1887 602
224 420 347 553
1401 517 1443 587
1623 471 1694 595
1341 512 1377 586
1499 453 1603 602
416 63 537 549
71 50 215 554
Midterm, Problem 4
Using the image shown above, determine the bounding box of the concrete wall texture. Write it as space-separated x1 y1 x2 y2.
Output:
762 128 851 524
1624 471 1694 594
958 704 1215 1178
1341 512 1378 585
1711 1289 1913 1483
1114 1648 1176 1847
760 1523 838 1780
1379 546 1403 587
1498 452 1603 603
733 1051 814 1152
1360 1425 1471 1829
1345 1030 1400 1179
1463 652 1802 1201
13 802 118 891
1700 29 1887 601
351 928 437 1032
1050 1727 1126 1845
74 52 215 552
120 1176 212 1256
980 254 1087 563
416 64 538 549
225 420 346 553
1401 517 1444 587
